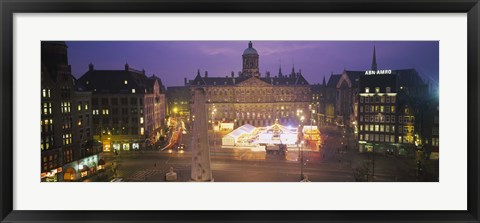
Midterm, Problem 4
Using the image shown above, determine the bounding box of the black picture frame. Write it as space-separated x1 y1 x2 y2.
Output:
1 0 479 222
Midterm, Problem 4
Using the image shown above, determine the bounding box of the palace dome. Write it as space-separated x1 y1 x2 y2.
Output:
243 41 258 56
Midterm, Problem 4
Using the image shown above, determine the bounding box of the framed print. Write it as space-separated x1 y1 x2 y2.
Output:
1 0 479 222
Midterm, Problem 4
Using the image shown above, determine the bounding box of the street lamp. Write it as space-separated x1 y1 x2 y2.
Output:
300 140 305 180
211 108 217 153
173 107 178 119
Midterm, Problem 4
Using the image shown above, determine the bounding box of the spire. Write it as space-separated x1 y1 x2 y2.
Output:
248 41 253 48
371 45 377 71
322 76 326 85
278 59 283 77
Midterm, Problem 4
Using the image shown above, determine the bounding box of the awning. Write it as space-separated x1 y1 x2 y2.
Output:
98 159 105 165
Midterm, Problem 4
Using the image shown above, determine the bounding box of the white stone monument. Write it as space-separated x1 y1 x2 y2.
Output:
190 88 213 182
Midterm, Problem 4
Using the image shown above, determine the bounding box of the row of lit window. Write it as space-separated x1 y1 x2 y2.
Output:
94 117 146 125
99 127 143 136
360 134 414 144
77 102 89 111
360 124 396 133
61 101 71 113
364 87 391 93
41 89 51 98
431 138 439 146
360 95 396 104
360 115 395 123
235 112 273 119
41 119 53 125
360 105 395 113
360 134 395 143
93 108 144 115
172 101 189 105
42 102 52 115
63 133 72 145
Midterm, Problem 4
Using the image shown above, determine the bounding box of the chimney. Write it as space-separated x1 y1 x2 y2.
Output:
266 71 270 78
184 77 187 85
205 71 208 78
125 63 129 71
231 71 234 78
89 63 94 71
142 69 145 75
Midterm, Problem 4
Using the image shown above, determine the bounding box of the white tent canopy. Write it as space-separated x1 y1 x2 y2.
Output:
222 124 256 146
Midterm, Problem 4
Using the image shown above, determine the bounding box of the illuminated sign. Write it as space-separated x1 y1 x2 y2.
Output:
365 70 392 75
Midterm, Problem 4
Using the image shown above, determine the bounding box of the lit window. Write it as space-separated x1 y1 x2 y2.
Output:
124 80 128 85
375 87 380 93
365 87 369 93
132 89 136 93
140 127 144 135
78 104 82 111
42 89 46 98
85 104 88 110
140 117 144 124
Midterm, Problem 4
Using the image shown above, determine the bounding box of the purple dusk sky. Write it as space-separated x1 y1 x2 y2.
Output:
65 41 439 87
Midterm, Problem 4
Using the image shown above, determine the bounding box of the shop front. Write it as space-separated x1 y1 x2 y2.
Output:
41 167 62 182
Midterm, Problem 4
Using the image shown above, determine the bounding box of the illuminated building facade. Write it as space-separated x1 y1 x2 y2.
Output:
77 64 166 152
357 48 429 154
41 41 102 182
41 41 74 181
186 42 312 127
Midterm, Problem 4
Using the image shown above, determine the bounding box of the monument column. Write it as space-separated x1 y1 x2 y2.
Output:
190 88 213 181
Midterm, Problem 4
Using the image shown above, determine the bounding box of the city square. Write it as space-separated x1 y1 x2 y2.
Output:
41 40 439 182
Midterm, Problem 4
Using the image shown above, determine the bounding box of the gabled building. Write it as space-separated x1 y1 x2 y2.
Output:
76 63 166 151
